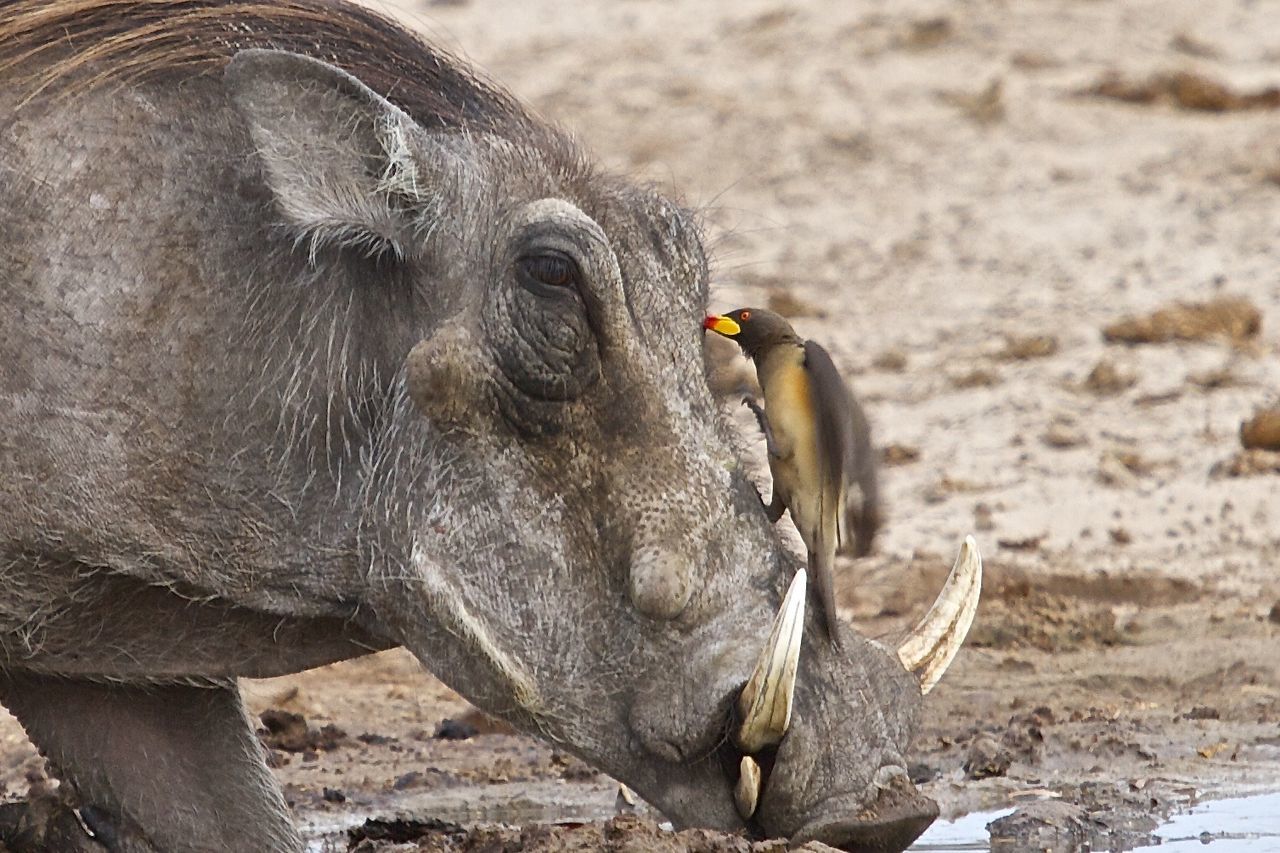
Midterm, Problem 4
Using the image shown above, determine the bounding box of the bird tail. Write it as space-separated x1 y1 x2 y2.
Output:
808 547 842 650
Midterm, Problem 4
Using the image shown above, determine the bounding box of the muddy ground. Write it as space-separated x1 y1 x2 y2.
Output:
4 0 1280 849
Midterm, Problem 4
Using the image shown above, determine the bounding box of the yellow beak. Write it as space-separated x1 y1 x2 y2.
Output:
704 314 741 336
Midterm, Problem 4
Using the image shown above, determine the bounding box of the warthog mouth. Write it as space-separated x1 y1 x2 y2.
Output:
790 783 941 852
717 537 983 848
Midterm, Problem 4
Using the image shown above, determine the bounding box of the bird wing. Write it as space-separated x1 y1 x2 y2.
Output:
802 340 854 549
802 340 855 647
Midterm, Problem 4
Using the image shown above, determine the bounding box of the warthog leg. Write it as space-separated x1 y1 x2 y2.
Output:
0 673 302 853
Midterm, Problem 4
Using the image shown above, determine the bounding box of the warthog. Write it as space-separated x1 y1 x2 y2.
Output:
0 1 980 851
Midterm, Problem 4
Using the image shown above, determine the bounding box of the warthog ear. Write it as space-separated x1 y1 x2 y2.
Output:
225 49 441 260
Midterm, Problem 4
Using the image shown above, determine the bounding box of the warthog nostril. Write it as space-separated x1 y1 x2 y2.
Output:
628 544 694 620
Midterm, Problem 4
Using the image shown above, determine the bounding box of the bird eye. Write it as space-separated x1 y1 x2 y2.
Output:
740 309 752 321
518 252 579 292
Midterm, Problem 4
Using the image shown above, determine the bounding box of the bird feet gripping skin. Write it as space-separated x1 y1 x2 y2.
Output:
741 396 789 523
741 395 781 459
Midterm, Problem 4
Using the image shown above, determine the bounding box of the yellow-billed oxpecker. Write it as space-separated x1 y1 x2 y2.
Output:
704 307 880 646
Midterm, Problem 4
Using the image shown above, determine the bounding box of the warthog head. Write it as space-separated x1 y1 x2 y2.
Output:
222 44 982 849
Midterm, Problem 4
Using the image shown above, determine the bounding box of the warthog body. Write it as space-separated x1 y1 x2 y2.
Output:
0 2 974 851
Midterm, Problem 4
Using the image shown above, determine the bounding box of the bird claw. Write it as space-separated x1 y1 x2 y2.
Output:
742 399 782 459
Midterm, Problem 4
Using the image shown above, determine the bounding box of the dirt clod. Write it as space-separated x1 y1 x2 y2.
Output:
348 816 466 846
872 348 908 372
1097 453 1136 488
1111 449 1155 476
551 751 599 782
1182 706 1220 721
1196 740 1232 759
1210 449 1280 478
1043 421 1085 449
963 735 1011 779
999 334 1059 361
392 771 422 790
950 367 1001 388
1240 409 1280 451
1082 70 1280 111
433 719 478 741
1102 296 1261 346
1010 50 1059 70
898 16 953 50
997 535 1043 552
1082 358 1137 395
259 710 347 753
881 442 921 466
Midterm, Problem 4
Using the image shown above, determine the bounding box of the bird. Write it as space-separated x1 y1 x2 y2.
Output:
704 307 880 646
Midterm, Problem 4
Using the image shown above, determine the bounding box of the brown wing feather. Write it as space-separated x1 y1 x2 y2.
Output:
803 340 854 544
802 340 853 646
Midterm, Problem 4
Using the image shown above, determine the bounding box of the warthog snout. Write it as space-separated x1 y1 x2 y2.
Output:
627 538 982 851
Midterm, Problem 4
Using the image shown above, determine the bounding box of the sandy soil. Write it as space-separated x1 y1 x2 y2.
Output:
4 0 1280 849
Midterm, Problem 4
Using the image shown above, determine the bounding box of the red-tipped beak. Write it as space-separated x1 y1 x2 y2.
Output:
704 314 742 336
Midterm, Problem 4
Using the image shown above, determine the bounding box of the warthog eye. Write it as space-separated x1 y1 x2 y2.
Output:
518 251 580 296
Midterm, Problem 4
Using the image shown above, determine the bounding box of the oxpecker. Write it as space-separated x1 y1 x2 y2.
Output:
705 307 880 646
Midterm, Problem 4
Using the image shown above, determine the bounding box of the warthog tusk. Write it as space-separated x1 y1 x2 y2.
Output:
734 755 762 819
735 568 807 753
897 535 982 695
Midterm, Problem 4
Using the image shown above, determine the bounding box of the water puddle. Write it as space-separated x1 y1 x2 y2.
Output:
910 791 1280 852
910 807 1015 851
1146 792 1280 852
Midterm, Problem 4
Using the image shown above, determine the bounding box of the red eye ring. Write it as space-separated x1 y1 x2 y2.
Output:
740 309 752 321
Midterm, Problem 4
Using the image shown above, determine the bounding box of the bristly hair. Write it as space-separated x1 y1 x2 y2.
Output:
0 0 535 135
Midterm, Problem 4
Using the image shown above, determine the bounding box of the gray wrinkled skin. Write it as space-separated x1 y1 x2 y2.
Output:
0 12 932 852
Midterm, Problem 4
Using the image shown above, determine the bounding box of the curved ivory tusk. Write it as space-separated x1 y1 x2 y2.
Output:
734 755 762 820
897 535 982 695
735 569 807 753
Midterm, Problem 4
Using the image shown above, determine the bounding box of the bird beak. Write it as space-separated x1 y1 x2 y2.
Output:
704 314 741 336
